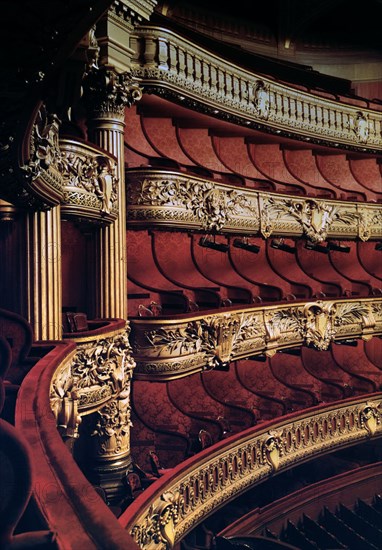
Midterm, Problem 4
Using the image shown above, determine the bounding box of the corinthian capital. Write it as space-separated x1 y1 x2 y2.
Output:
83 67 142 118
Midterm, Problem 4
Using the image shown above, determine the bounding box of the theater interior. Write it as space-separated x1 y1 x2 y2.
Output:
0 1 382 549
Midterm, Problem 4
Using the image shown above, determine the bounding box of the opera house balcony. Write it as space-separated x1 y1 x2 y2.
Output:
0 1 381 549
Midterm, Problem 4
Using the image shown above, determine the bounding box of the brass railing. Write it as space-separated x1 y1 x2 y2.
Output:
126 169 382 242
120 394 382 549
130 26 382 152
130 297 382 380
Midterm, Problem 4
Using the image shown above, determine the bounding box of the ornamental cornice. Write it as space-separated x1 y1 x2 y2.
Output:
130 26 382 152
130 298 382 380
50 323 135 438
126 170 382 241
60 139 119 223
122 394 382 548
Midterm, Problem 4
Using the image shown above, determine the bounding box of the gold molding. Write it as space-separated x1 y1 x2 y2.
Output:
126 170 382 241
50 323 135 436
130 298 382 379
60 139 119 223
130 27 382 151
123 395 382 548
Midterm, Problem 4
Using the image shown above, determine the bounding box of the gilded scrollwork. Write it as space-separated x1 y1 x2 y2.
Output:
50 326 135 431
91 387 132 457
131 492 182 550
127 171 381 241
129 176 254 232
126 396 382 549
21 104 63 194
143 313 264 368
60 139 119 220
260 196 358 243
131 298 382 378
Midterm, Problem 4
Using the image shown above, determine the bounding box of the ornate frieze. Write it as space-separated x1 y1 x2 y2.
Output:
122 395 382 548
126 169 382 240
60 139 119 222
130 298 382 379
127 171 257 232
130 27 382 152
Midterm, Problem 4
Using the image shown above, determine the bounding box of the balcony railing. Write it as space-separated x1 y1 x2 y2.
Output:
126 169 382 242
120 393 382 549
130 297 382 380
130 26 382 152
60 139 119 224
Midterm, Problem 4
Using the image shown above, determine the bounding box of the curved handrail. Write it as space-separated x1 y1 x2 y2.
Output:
130 26 382 152
15 340 139 549
120 393 382 549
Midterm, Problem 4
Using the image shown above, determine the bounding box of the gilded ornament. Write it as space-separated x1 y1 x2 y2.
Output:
61 146 118 216
304 301 337 351
359 401 381 437
262 431 283 472
84 67 143 117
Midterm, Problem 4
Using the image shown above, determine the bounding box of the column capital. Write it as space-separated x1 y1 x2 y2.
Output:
84 67 142 120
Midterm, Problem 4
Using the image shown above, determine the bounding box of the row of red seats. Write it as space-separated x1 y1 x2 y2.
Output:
130 338 382 473
127 230 382 316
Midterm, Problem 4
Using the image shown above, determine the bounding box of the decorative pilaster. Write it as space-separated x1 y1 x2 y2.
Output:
84 68 142 319
26 205 62 340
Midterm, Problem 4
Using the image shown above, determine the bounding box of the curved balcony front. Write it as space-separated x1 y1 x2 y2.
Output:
120 393 382 549
60 138 119 224
126 169 382 242
130 26 382 153
130 297 382 380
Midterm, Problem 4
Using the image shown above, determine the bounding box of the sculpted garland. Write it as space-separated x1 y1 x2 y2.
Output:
126 173 382 241
131 299 382 378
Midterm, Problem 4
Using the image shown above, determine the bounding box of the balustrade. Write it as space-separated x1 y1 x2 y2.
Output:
130 27 382 152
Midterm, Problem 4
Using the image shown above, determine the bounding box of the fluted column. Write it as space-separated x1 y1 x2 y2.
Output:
26 205 62 340
84 68 142 319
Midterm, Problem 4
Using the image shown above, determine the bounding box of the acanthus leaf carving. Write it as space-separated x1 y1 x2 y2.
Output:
50 327 135 429
84 67 143 117
131 491 182 550
21 104 64 200
261 197 358 243
143 313 264 368
60 146 118 215
129 177 255 232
